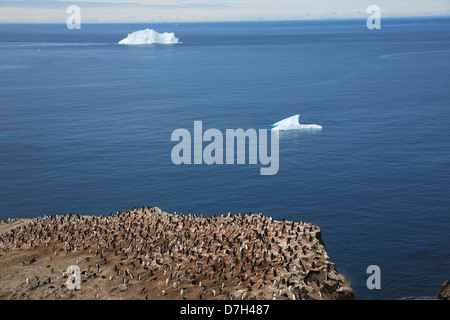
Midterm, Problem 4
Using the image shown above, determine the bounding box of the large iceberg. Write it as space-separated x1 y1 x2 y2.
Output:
118 29 180 45
270 115 322 131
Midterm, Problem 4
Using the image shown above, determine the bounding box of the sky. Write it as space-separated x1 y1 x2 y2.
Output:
0 0 449 23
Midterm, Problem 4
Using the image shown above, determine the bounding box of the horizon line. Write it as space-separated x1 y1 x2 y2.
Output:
1 15 450 24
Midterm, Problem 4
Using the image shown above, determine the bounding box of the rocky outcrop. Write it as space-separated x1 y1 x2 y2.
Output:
0 207 355 300
437 280 450 300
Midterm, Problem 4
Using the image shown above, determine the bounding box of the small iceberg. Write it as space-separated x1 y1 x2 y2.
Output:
270 115 322 131
118 29 180 45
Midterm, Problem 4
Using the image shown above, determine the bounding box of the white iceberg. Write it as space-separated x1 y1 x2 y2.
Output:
118 28 180 45
270 115 322 131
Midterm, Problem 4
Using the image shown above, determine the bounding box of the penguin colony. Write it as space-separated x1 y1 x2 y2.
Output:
0 207 355 300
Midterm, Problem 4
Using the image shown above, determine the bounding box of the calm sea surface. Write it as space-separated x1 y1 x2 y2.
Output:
0 19 449 299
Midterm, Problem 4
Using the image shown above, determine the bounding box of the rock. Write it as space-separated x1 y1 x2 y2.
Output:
118 284 128 291
27 275 50 291
335 284 356 300
29 256 36 265
437 280 449 300
28 280 40 290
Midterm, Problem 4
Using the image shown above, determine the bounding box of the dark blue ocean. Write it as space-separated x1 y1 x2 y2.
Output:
0 18 449 299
